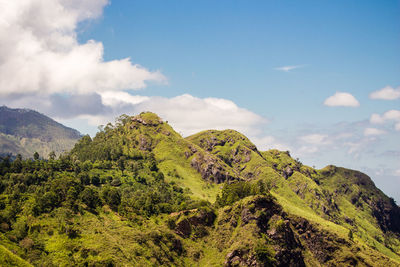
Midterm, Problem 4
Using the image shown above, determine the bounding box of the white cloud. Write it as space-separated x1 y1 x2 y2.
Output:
395 169 400 177
0 0 165 97
323 92 360 107
299 134 330 145
100 91 150 107
293 134 332 156
370 110 400 131
71 91 289 151
344 140 366 155
250 136 290 151
274 65 305 72
84 92 267 137
369 86 400 100
370 113 385 124
364 127 386 136
383 110 400 121
297 145 319 155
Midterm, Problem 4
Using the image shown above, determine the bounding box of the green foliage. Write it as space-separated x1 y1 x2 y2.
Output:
254 241 276 265
348 229 354 240
33 152 39 161
80 187 101 209
12 217 28 240
216 180 269 207
34 191 59 215
0 112 399 266
101 186 121 211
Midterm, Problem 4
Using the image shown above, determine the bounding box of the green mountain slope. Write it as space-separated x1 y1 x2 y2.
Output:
0 112 399 266
0 106 81 158
188 129 400 261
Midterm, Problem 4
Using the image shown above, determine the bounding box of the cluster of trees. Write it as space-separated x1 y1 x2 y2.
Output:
0 142 204 251
215 179 271 207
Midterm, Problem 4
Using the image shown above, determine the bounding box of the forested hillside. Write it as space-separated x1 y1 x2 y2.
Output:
0 106 81 159
0 112 399 266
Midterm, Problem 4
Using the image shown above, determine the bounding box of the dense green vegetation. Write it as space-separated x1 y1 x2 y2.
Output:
0 150 208 265
0 112 399 266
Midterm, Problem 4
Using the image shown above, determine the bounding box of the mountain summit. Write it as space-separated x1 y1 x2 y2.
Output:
0 111 399 266
0 106 81 158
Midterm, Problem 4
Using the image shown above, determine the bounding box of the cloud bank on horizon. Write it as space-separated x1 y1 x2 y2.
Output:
0 0 399 200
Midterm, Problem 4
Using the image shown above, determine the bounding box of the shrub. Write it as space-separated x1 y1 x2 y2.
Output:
80 187 101 209
216 181 269 207
101 187 121 210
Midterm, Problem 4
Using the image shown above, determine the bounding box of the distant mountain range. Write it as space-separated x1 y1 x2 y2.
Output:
0 106 81 158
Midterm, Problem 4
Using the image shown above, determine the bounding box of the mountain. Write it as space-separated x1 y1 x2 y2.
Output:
0 112 399 266
0 106 81 159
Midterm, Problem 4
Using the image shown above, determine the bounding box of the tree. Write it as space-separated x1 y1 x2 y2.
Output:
91 174 100 186
34 191 59 215
146 153 158 172
80 187 101 209
33 152 39 161
49 151 56 160
78 173 90 185
11 154 23 173
101 187 121 210
117 156 126 174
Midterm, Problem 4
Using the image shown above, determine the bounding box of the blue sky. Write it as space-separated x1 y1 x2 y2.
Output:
0 0 399 200
78 0 400 128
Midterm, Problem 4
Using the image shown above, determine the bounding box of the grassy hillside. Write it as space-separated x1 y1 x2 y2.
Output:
0 106 81 159
0 112 398 266
187 128 400 263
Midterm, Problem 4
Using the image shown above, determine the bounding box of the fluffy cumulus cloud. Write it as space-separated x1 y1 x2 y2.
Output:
369 86 400 100
0 0 165 97
94 93 267 137
323 92 360 107
0 0 273 149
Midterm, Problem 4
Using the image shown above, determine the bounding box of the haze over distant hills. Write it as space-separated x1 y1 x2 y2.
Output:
0 106 81 158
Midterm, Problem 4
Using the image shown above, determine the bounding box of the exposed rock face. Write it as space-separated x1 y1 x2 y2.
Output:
131 114 163 126
221 194 371 266
240 196 283 228
175 218 192 238
198 135 227 151
326 167 400 235
138 134 152 151
291 216 348 264
229 145 253 165
190 153 237 183
371 198 400 234
174 209 216 238
282 166 294 179
225 249 258 267
222 196 306 267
